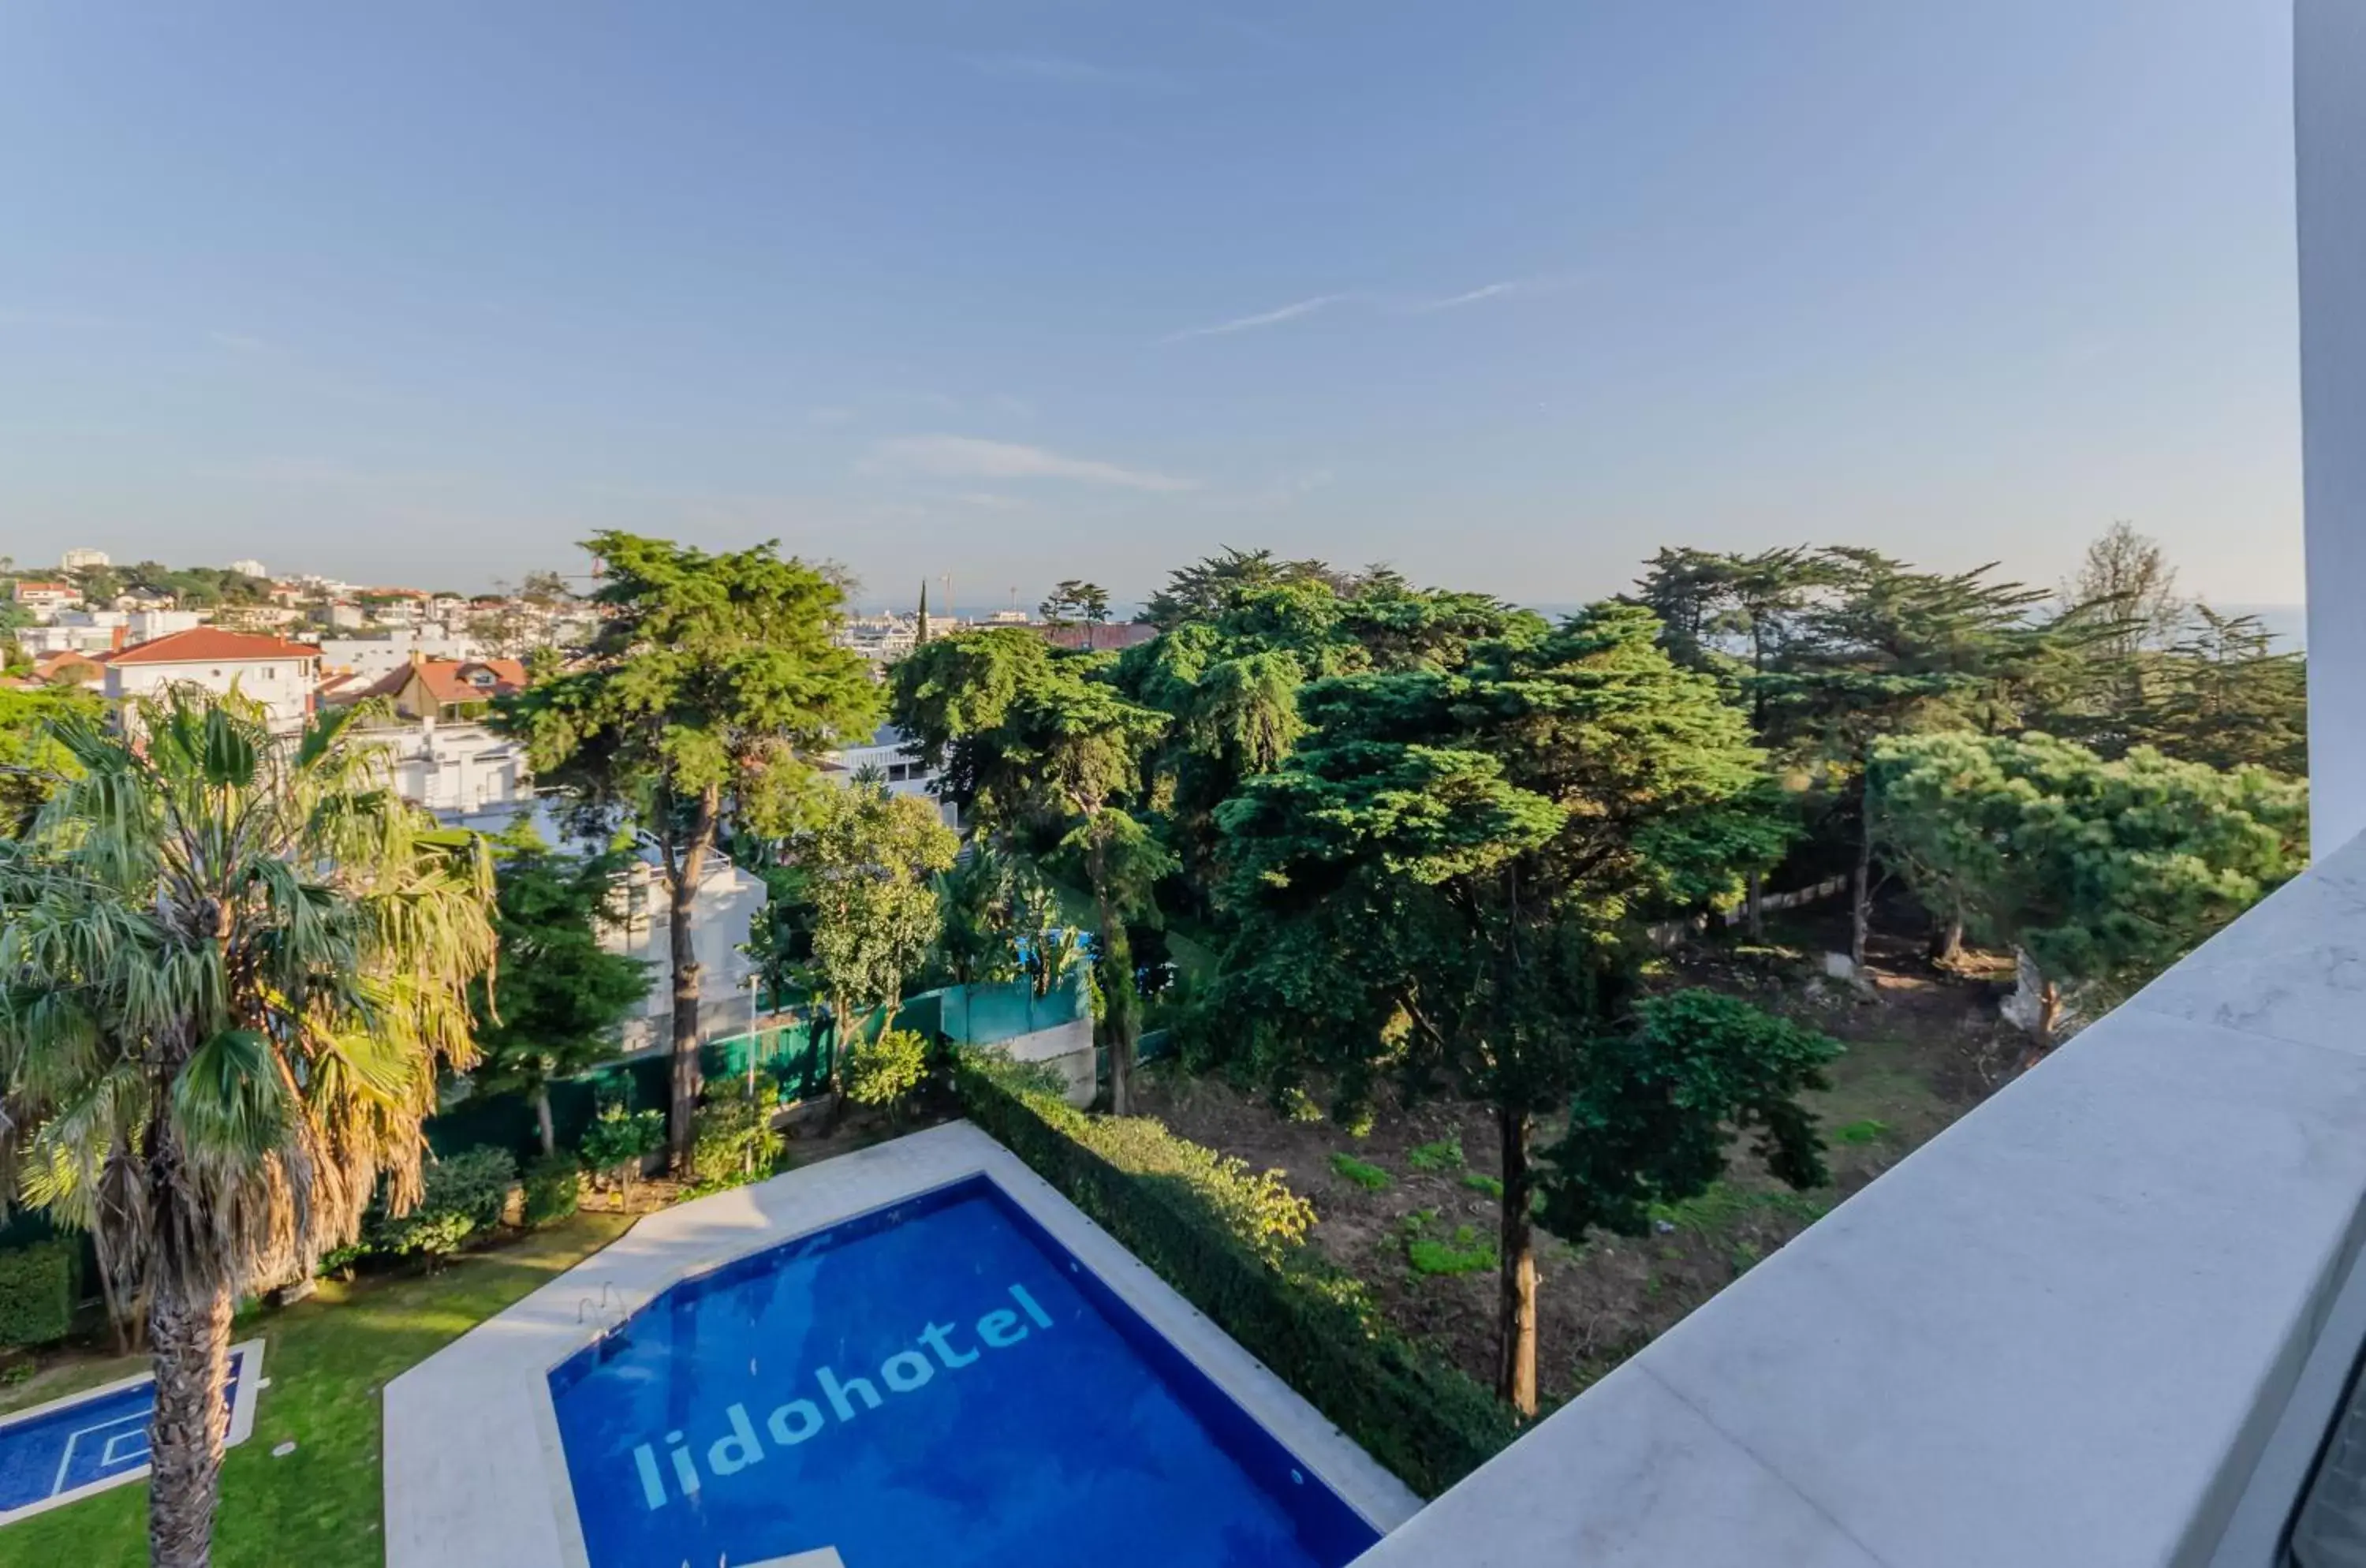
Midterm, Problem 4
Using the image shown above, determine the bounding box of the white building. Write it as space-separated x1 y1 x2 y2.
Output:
824 722 948 808
315 633 482 678
227 558 267 580
9 581 81 622
596 854 769 1054
371 719 532 819
833 614 920 664
441 793 770 1053
58 548 110 573
99 627 323 736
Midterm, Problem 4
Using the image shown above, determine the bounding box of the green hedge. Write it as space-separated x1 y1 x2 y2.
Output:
0 1238 77 1348
953 1052 1516 1499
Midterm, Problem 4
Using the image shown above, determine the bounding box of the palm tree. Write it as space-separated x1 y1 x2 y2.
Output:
0 688 498 1567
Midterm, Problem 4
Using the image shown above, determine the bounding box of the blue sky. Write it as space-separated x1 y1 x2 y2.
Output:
0 1 2302 609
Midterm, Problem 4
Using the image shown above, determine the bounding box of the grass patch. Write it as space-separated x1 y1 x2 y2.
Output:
1408 1221 1498 1278
1647 1181 1828 1234
1330 1152 1392 1191
1832 1118 1891 1146
1461 1171 1503 1200
1406 1137 1464 1174
0 1211 632 1566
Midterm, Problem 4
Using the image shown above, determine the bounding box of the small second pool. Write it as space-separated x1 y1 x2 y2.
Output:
549 1174 1380 1568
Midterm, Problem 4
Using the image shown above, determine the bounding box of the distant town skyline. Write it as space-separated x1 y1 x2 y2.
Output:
1 1 2304 605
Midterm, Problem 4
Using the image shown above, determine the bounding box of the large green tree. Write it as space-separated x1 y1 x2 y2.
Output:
468 828 651 1155
0 690 498 1566
1212 605 1802 1414
891 628 1173 1111
498 532 879 1165
778 779 958 1107
1871 730 2308 1041
1753 549 2054 966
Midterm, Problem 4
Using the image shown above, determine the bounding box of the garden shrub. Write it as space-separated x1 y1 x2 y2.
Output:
953 1048 1514 1497
582 1103 667 1187
1330 1152 1391 1191
687 1075 786 1194
845 1028 929 1120
376 1146 517 1261
0 1240 77 1347
522 1154 583 1226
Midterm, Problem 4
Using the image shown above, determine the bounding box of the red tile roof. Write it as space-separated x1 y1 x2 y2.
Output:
1036 622 1159 651
103 628 323 666
31 651 103 681
343 657 528 707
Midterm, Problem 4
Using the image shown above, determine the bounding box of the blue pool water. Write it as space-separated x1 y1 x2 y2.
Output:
550 1176 1379 1568
0 1344 252 1517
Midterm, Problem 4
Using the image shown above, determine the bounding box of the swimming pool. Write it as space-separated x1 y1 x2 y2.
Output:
0 1339 263 1525
550 1174 1375 1568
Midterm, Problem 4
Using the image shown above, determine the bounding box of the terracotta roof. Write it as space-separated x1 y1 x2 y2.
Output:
32 651 103 681
345 656 528 708
12 581 73 596
102 628 323 666
1036 622 1159 652
314 670 371 704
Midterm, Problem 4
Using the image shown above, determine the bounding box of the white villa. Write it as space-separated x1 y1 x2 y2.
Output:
98 627 323 737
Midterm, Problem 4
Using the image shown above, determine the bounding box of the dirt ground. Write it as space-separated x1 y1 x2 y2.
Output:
1133 909 2026 1411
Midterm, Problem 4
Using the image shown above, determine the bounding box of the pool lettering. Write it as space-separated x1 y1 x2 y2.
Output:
632 1283 1055 1510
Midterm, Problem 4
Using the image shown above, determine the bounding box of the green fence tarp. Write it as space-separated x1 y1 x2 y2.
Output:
426 974 1084 1161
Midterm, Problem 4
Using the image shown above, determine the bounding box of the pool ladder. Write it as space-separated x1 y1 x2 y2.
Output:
576 1282 635 1338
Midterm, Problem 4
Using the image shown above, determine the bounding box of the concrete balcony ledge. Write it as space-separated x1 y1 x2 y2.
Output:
1351 833 2366 1567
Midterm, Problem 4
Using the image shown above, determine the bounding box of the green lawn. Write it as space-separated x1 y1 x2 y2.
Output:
0 1212 632 1568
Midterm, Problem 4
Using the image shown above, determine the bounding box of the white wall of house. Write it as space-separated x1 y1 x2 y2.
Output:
372 719 532 817
105 656 318 734
317 634 481 678
127 609 202 640
15 623 118 656
599 857 767 1054
826 724 954 821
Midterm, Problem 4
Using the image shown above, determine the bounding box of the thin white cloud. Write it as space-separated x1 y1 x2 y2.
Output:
871 435 1195 493
1405 274 1577 313
1162 294 1350 344
1411 281 1521 312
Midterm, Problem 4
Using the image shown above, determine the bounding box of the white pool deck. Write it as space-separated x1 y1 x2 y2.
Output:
381 1119 1422 1568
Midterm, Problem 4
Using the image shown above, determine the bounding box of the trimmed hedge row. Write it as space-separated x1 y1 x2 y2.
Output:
0 1238 77 1348
953 1052 1516 1499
